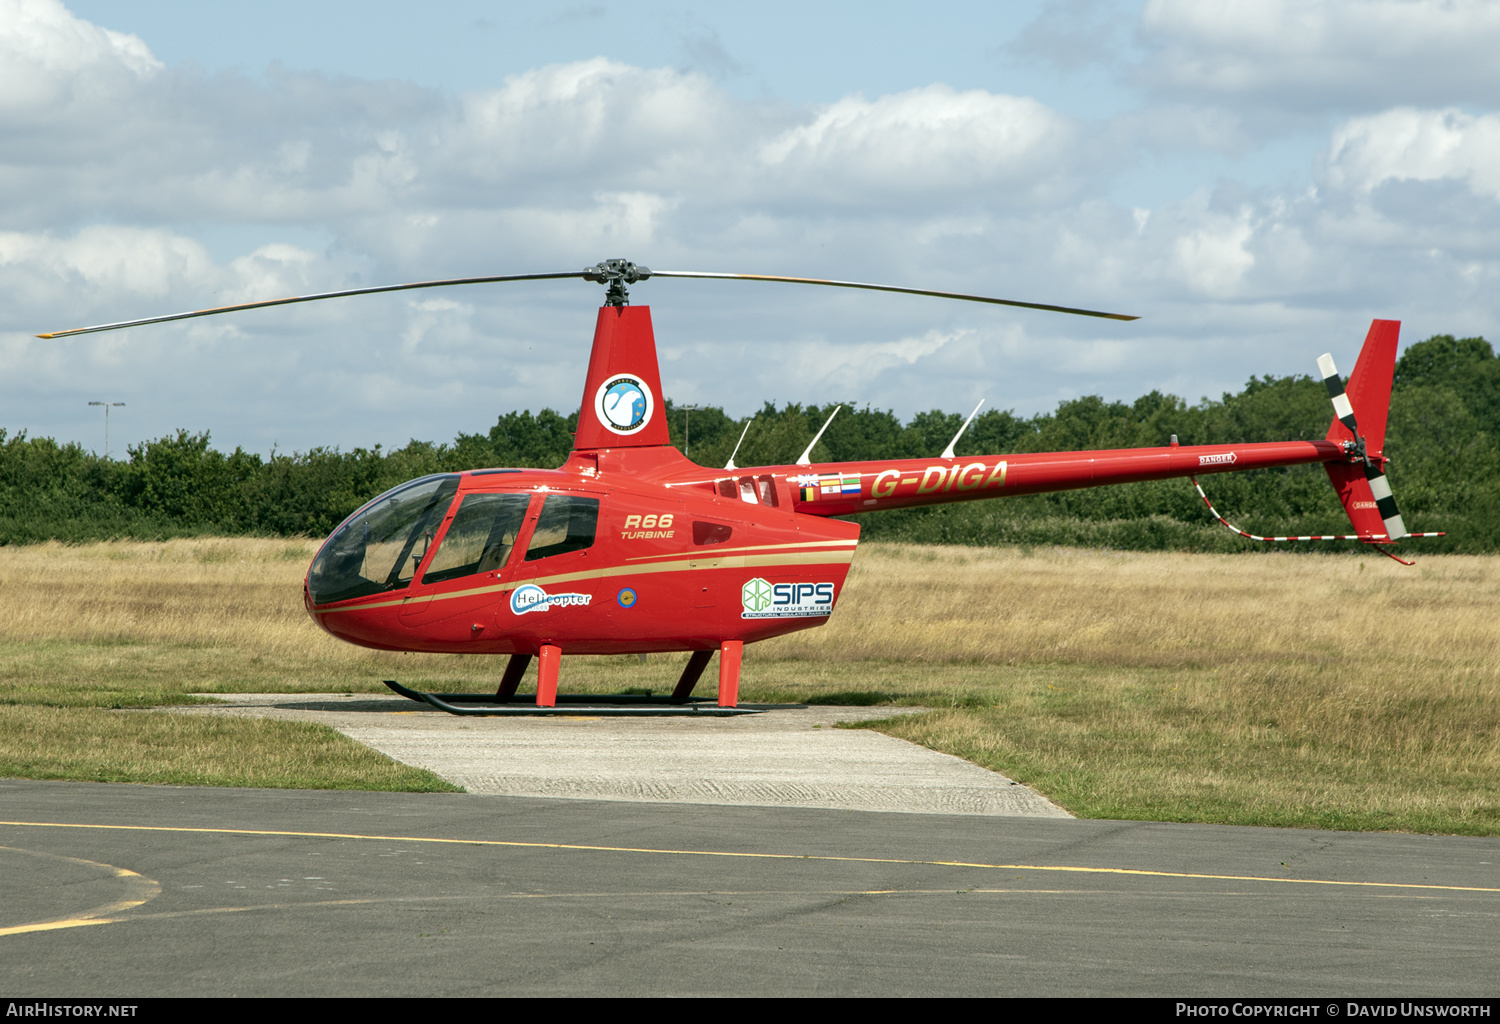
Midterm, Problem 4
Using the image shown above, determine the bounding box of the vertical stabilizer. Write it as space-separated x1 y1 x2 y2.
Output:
1324 462 1395 538
1326 319 1399 454
572 305 672 451
1321 319 1406 541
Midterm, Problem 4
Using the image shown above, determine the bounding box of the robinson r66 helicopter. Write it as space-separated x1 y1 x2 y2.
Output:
41 260 1441 715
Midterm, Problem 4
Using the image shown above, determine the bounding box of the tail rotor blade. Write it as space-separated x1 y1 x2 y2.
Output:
1320 352 1410 541
1363 467 1408 541
1317 353 1360 437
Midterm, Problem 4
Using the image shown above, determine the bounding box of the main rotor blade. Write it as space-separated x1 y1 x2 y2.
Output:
649 271 1139 321
37 271 588 338
39 262 1139 338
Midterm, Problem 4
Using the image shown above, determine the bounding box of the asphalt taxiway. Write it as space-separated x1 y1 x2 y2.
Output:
2 779 1497 997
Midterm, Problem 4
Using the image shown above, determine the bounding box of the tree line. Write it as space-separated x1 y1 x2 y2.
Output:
3 334 1495 552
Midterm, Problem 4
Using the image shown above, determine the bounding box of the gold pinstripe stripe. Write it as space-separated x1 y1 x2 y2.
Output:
624 539 857 562
313 549 857 616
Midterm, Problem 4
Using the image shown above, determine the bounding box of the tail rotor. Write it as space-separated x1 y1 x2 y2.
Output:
1317 351 1413 546
1193 321 1442 565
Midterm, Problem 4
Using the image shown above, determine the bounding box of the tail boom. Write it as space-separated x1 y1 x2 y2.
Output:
758 439 1343 518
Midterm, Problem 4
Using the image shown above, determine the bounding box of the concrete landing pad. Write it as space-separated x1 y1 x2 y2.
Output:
180 694 1070 818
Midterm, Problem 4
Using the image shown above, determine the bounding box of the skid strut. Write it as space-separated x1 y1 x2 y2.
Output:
383 639 762 716
671 650 714 701
1191 476 1442 565
496 654 531 700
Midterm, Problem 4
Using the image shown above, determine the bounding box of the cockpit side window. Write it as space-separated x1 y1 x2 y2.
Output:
308 474 459 604
525 495 599 561
422 492 531 585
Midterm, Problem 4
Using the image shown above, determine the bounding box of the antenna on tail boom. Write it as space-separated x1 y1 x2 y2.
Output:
941 399 985 459
796 406 842 466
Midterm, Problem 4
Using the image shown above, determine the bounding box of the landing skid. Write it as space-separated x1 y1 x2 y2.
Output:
382 680 761 717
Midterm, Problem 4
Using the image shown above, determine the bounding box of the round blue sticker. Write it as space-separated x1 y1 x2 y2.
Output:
594 373 654 435
602 380 647 429
616 587 638 609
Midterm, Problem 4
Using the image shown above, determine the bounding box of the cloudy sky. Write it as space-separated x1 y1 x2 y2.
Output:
5 0 1499 458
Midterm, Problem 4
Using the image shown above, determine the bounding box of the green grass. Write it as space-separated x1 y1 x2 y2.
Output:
1 538 1497 831
0 705 459 791
5 646 1497 833
829 667 1500 837
4 646 1499 832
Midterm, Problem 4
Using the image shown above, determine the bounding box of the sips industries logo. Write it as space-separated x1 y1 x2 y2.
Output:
741 578 836 619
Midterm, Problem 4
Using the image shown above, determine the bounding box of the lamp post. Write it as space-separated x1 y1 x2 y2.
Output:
88 401 125 459
677 405 702 457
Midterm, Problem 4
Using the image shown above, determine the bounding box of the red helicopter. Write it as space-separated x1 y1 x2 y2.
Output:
42 259 1440 715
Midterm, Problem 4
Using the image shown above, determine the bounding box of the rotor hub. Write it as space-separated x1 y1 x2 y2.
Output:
1341 435 1374 467
584 259 652 306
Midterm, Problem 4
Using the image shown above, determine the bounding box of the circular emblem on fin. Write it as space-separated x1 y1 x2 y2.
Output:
594 374 654 435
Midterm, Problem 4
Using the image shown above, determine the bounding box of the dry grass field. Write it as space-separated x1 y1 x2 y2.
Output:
1 538 1496 832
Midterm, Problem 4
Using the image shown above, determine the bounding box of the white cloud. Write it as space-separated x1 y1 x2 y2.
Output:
1327 107 1500 200
439 59 744 193
759 86 1081 204
2 3 1498 456
1138 0 1500 110
785 327 969 395
1171 205 1256 297
225 244 322 303
0 226 214 317
0 0 160 115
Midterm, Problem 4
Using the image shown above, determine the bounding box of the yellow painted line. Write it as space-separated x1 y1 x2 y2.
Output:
0 917 118 937
102 898 383 923
314 549 857 616
2 822 1496 895
93 889 1085 920
0 846 162 937
1 888 1148 932
5 881 1441 939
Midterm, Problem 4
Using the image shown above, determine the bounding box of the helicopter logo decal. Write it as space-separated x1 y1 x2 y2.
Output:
595 373 654 434
510 584 594 615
